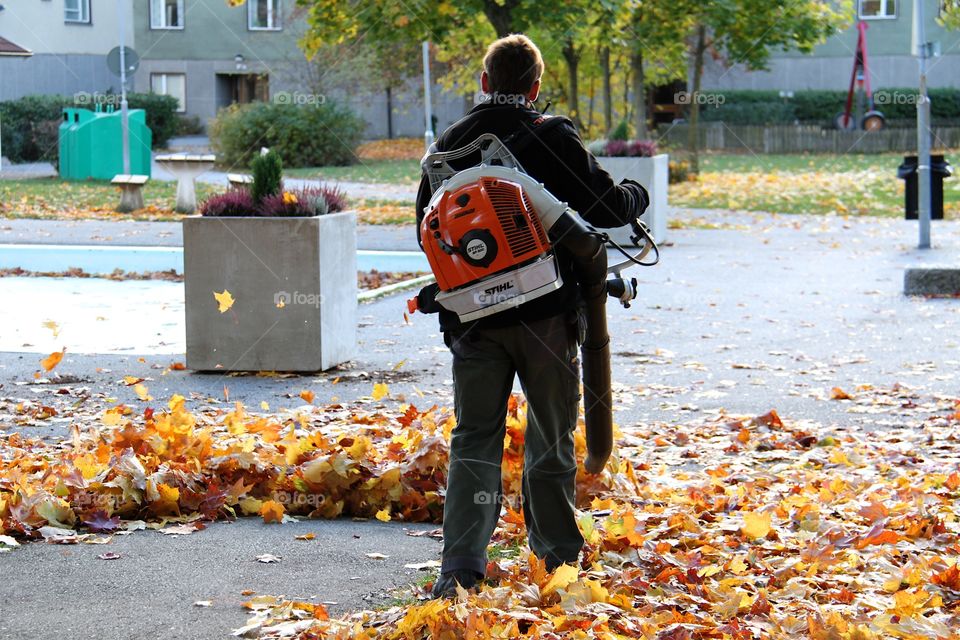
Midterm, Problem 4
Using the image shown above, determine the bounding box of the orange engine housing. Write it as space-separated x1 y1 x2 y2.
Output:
421 177 552 292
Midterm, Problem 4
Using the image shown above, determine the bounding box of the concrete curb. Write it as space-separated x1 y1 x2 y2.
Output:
358 274 435 303
904 266 960 296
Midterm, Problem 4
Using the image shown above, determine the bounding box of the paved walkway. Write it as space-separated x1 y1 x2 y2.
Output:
2 210 959 638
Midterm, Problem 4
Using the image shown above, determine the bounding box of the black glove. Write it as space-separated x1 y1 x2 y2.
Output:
619 178 650 220
415 282 444 314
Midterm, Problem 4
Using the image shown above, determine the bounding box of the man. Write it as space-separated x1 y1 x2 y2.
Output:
416 34 649 598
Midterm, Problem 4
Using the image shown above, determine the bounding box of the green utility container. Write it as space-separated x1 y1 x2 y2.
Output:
58 105 152 180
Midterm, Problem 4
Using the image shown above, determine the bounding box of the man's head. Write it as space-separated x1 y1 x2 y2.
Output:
481 34 543 103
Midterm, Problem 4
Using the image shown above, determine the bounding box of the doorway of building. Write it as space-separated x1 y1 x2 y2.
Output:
215 73 270 111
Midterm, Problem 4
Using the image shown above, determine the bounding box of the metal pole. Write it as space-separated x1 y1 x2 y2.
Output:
422 41 434 151
117 0 131 174
915 0 931 249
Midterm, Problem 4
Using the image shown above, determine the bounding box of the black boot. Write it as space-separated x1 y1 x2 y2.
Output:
431 569 480 599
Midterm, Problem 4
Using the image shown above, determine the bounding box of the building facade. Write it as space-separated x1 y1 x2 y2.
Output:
0 0 465 139
701 0 960 91
0 0 131 101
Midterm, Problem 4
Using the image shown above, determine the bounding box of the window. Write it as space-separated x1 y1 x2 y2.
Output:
151 73 187 112
64 0 91 24
859 0 897 19
248 0 281 30
150 0 184 29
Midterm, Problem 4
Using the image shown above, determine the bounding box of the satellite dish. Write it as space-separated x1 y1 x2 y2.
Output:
106 46 139 76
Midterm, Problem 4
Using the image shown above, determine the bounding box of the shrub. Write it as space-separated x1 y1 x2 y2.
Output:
199 188 257 217
0 92 179 163
251 150 284 205
125 92 180 148
692 88 960 127
176 114 205 136
609 119 630 141
0 95 70 163
669 159 694 184
602 139 657 158
209 101 364 168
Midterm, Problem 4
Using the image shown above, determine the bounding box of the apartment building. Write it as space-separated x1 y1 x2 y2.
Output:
701 0 960 91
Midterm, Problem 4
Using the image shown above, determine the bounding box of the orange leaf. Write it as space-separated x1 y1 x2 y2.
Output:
260 500 285 524
40 349 65 372
300 390 315 404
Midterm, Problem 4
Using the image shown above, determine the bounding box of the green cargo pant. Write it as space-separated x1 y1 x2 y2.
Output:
439 312 585 577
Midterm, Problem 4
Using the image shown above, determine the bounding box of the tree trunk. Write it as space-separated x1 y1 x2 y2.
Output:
482 0 519 36
630 47 646 138
385 86 393 139
561 39 582 130
600 46 612 135
687 24 707 175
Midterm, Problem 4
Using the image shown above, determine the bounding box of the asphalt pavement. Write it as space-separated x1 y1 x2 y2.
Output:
1 209 959 638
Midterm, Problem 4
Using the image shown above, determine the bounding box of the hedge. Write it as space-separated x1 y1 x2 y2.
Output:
209 101 364 168
0 93 180 164
697 88 960 126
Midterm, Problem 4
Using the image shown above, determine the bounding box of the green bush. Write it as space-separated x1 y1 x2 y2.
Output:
0 92 180 163
0 95 71 163
696 88 960 127
126 92 180 148
701 102 795 125
251 149 283 205
209 101 364 168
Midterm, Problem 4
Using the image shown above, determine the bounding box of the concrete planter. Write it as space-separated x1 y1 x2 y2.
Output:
183 212 357 372
595 153 669 244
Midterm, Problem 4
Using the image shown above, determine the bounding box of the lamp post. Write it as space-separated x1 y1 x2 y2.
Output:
422 41 434 151
913 0 932 249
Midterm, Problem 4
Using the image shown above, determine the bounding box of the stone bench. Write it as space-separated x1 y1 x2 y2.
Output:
227 173 253 189
111 174 149 213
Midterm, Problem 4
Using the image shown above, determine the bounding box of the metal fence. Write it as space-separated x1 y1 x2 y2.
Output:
656 123 960 154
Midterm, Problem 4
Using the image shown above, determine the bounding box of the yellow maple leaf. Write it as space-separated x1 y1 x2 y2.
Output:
542 563 579 596
213 290 235 313
742 511 772 540
375 508 391 522
372 383 389 401
134 383 153 401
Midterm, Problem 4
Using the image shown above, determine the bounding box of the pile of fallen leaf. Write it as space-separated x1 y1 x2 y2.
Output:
240 387 960 639
3 385 960 639
357 138 425 162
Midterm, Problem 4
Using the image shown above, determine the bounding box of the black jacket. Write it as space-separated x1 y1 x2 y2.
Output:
415 101 649 332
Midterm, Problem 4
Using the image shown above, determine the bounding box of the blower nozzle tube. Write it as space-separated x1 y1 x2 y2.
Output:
548 212 613 475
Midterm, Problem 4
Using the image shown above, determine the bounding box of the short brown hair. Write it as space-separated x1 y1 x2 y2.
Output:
483 34 544 95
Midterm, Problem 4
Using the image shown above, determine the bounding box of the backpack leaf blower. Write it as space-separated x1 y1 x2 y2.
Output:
408 133 658 474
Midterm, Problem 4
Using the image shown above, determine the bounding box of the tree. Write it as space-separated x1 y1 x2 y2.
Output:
941 0 960 30
682 0 851 173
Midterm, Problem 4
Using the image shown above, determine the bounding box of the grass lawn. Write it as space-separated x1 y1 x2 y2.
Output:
0 178 220 221
2 151 956 222
674 151 959 218
284 159 420 185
